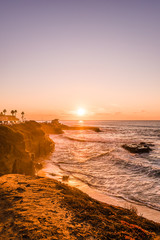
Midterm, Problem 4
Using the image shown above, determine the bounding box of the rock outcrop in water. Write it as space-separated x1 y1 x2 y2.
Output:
41 119 101 134
0 121 54 176
62 124 101 132
41 119 64 134
122 142 153 154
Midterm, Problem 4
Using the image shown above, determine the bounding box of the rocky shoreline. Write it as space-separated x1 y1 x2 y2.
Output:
0 121 160 239
0 119 101 177
41 119 101 134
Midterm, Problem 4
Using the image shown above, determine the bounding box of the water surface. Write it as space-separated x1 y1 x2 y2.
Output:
43 120 160 212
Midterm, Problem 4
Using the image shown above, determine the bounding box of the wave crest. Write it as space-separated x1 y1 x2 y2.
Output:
64 136 107 143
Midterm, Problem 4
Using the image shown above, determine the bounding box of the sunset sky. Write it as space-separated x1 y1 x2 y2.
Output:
1 0 160 120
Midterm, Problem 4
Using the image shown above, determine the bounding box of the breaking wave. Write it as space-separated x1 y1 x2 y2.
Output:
63 136 108 143
46 120 160 212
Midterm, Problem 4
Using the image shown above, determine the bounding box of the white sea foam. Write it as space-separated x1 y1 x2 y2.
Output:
43 120 160 211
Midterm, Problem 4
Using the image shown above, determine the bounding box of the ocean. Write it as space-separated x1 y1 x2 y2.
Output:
42 120 160 212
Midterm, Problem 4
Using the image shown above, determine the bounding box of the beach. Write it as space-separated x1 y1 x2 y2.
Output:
38 120 160 223
0 120 160 239
38 166 160 224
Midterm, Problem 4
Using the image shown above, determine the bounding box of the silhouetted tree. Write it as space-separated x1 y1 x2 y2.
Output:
21 112 24 121
14 110 17 117
3 109 7 115
11 110 15 116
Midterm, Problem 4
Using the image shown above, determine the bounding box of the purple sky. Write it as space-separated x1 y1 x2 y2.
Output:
1 0 160 120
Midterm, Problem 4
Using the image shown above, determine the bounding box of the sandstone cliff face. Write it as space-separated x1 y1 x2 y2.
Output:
0 121 54 176
12 121 55 158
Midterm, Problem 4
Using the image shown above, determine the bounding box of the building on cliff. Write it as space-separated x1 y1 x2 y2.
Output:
0 114 19 124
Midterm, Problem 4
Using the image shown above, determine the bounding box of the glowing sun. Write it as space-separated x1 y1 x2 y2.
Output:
76 108 86 116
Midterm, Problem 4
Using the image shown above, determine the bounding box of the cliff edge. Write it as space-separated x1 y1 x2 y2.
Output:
0 121 54 176
0 174 159 240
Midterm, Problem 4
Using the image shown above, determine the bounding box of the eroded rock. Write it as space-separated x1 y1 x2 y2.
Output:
0 121 55 176
122 142 153 153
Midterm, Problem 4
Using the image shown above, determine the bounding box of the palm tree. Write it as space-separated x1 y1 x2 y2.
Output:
21 112 24 121
3 109 7 115
14 110 17 117
11 110 15 116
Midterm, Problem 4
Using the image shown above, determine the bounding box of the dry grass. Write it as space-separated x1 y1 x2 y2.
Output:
0 174 160 239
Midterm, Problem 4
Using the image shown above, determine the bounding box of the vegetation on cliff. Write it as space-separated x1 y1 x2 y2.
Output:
0 174 159 240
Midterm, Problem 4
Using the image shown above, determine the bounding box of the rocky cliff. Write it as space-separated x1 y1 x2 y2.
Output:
0 121 54 176
41 119 64 134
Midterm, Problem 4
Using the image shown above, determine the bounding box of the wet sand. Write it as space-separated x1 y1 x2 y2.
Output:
38 165 160 223
78 181 160 223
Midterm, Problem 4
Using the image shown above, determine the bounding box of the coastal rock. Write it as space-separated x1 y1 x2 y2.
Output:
0 125 34 175
41 119 64 134
0 121 54 176
62 175 69 181
122 142 153 153
41 119 101 134
12 121 55 158
35 162 43 170
61 124 101 132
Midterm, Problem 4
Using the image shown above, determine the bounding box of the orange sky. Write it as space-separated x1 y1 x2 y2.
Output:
1 1 160 120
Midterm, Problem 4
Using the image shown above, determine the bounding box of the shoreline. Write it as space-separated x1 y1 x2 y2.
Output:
1 174 160 239
38 165 160 224
78 182 160 223
1 120 160 238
